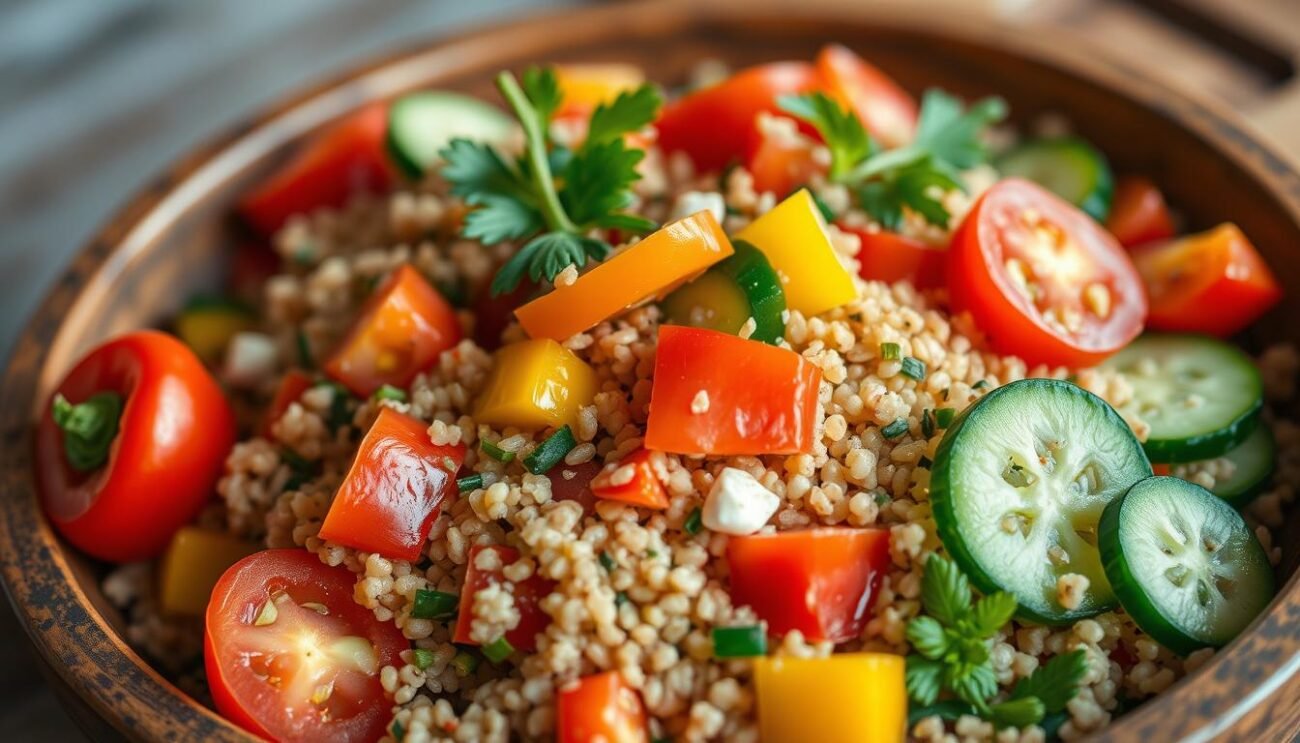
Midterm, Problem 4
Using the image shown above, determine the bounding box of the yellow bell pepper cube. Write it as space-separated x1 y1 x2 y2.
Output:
515 210 734 341
174 299 256 362
158 527 259 617
735 189 857 317
753 653 906 743
474 339 599 431
556 64 645 113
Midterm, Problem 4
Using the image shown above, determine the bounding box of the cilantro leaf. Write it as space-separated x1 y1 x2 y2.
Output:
491 231 608 296
596 212 657 232
561 139 645 226
440 138 533 205
905 616 949 660
969 591 1018 639
949 663 997 710
1010 649 1088 714
920 554 972 626
461 194 543 245
586 84 663 146
777 92 875 179
857 181 905 231
896 160 963 226
988 696 1046 729
906 655 945 706
521 66 562 124
913 89 1007 171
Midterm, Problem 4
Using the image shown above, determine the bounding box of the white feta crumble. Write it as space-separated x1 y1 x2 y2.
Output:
702 467 780 536
669 190 726 224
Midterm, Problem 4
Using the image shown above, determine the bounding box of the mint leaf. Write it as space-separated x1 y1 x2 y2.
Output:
521 66 562 124
906 616 950 660
586 84 663 147
989 696 1046 729
1010 649 1088 714
969 591 1018 639
778 92 875 180
921 554 973 626
906 655 945 706
949 663 997 710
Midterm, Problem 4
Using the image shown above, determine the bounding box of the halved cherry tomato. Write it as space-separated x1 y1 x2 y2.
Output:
746 128 822 197
590 449 670 509
556 671 649 743
727 528 890 643
260 370 314 439
816 44 917 148
1106 176 1175 248
453 544 555 652
839 223 946 289
324 264 461 397
1132 223 1282 337
205 549 407 743
948 178 1147 368
549 461 604 514
240 104 394 235
35 331 235 562
656 62 819 174
318 407 463 561
645 326 821 456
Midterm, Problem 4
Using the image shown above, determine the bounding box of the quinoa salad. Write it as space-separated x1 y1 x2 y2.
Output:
35 47 1299 743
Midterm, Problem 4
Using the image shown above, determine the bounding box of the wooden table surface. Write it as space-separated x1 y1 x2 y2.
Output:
0 0 1295 739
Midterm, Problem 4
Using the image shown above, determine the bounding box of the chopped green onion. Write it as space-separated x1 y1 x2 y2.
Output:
900 356 927 381
684 507 703 535
935 408 956 428
615 591 629 607
523 425 576 475
51 392 123 472
412 589 458 620
373 384 407 403
712 625 767 657
921 409 935 438
295 328 314 369
599 552 616 572
482 636 515 663
481 440 515 463
457 474 484 493
874 490 891 507
316 381 352 430
411 648 436 670
646 549 659 559
882 418 909 439
391 720 406 742
880 342 901 361
973 379 990 390
451 650 479 677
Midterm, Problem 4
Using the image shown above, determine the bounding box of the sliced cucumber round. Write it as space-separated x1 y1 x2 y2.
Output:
1102 334 1262 463
660 240 786 344
997 137 1114 222
386 91 515 179
1099 476 1274 655
1199 424 1275 508
931 379 1152 624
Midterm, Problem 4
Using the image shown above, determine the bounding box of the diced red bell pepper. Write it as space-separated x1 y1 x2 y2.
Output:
317 407 463 561
549 461 604 514
645 326 821 456
1106 176 1175 249
556 671 649 743
727 528 891 643
838 223 946 290
453 544 555 652
590 449 670 509
259 369 314 439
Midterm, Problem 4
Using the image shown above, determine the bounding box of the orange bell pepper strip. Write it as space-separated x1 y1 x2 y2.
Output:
556 671 649 743
645 326 822 456
514 210 734 341
590 449 670 509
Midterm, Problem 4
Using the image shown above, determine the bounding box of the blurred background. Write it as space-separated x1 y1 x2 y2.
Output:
0 0 1296 738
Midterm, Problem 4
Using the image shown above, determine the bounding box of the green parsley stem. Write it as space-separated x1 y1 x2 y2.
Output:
495 72 578 235
841 144 928 184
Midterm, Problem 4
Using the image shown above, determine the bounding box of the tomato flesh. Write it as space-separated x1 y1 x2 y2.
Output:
1132 223 1282 338
549 461 603 514
948 178 1146 368
205 549 407 743
746 129 821 197
816 44 917 148
1106 176 1175 248
840 223 946 289
590 449 670 509
727 528 890 643
261 370 314 440
556 671 649 743
453 545 555 652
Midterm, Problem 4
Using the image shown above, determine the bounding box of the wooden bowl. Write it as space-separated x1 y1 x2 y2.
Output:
3 1 1298 740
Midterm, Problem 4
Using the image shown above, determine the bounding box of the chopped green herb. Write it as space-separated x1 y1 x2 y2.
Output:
281 448 319 490
450 649 479 677
412 589 459 620
318 381 352 430
882 418 909 439
295 329 314 369
880 342 902 361
523 425 576 474
901 356 927 382
434 279 468 308
646 549 659 559
973 379 991 390
724 204 744 217
411 648 437 670
712 626 767 658
812 192 836 222
615 591 629 607
391 719 406 742
457 474 484 493
874 490 891 507
599 551 616 572
921 409 935 438
373 384 408 403
683 507 703 535
935 408 956 428
482 636 515 664
480 440 515 463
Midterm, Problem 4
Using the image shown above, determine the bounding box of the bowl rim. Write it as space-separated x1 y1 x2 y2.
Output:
3 1 1299 740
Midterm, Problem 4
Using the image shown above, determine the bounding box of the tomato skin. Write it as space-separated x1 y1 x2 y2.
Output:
590 449 670 509
1106 176 1175 248
35 331 235 562
948 178 1147 368
324 264 461 397
318 407 464 561
839 223 946 289
260 369 314 439
240 104 394 235
205 549 407 743
746 130 821 197
556 671 649 743
453 545 555 652
1132 223 1282 338
816 44 917 148
548 461 603 514
656 62 820 174
727 528 891 643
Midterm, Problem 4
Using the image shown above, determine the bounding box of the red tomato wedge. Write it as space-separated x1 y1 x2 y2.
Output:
646 326 821 456
549 461 604 514
948 178 1147 368
727 528 891 643
746 128 822 197
816 44 917 148
1132 223 1282 338
261 370 314 439
240 104 394 236
556 671 649 743
324 264 461 397
656 62 819 174
453 545 555 652
1106 176 1175 248
35 331 235 562
840 223 946 289
205 549 407 743
590 449 670 509
318 407 462 561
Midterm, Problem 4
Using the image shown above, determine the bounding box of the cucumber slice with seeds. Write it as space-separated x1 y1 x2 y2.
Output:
931 379 1152 624
660 240 786 344
1191 424 1275 508
387 91 515 180
1102 334 1262 463
1099 476 1274 655
997 137 1114 222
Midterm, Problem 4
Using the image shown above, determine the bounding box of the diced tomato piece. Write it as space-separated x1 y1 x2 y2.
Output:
453 545 555 652
472 277 536 350
839 223 946 289
590 449 670 509
556 671 649 743
1132 223 1282 338
240 104 394 235
727 528 891 642
318 407 463 561
324 264 461 397
227 242 280 306
549 461 604 514
1106 176 1175 248
815 44 917 148
646 326 821 456
260 370 314 439
746 128 822 197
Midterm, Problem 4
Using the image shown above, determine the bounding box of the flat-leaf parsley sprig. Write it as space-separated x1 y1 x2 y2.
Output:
778 89 1006 230
439 67 662 296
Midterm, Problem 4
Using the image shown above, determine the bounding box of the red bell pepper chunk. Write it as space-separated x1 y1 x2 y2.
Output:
1106 176 1175 249
549 461 604 515
590 449 670 509
259 369 314 439
453 544 555 652
727 528 891 643
556 671 649 743
839 223 946 290
318 407 463 561
645 326 821 456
